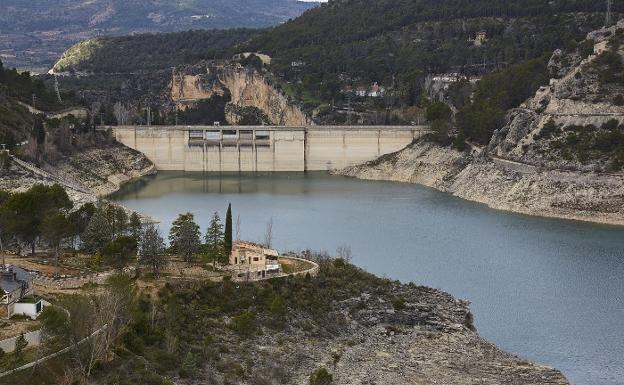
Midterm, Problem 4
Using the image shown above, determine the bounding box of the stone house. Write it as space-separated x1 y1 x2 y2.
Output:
0 266 41 319
230 241 281 279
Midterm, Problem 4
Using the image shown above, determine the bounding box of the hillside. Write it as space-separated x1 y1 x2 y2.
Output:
49 0 621 126
0 59 82 149
340 20 624 225
0 0 317 71
52 29 260 74
1 259 568 385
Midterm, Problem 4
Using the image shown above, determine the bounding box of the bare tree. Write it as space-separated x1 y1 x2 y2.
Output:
264 217 273 249
113 102 130 126
89 102 102 128
336 244 353 262
45 275 134 379
235 214 241 241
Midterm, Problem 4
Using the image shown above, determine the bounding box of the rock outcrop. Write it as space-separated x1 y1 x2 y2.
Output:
0 143 155 205
194 260 568 385
171 63 312 126
490 20 624 171
339 22 624 225
340 140 624 225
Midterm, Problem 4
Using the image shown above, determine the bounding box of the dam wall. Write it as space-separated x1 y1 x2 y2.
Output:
110 126 428 172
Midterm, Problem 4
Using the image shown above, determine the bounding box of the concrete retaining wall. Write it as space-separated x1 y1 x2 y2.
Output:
111 126 428 172
0 330 41 353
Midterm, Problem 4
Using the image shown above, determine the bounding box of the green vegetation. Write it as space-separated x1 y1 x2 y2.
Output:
588 30 624 87
169 213 201 265
0 59 83 150
47 0 615 125
7 256 408 385
0 184 72 255
175 94 230 126
224 203 233 256
310 367 333 385
550 120 624 170
139 223 167 276
243 0 610 109
53 29 260 73
457 56 550 144
205 211 227 267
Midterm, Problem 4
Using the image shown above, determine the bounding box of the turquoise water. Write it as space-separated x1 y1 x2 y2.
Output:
110 172 624 385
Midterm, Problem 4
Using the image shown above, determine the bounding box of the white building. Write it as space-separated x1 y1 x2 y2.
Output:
0 266 43 319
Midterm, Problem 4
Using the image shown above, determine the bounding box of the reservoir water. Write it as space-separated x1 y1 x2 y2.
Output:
110 172 624 385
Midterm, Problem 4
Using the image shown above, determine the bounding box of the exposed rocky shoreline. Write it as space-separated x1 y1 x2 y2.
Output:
153 261 568 385
338 139 624 226
0 143 155 205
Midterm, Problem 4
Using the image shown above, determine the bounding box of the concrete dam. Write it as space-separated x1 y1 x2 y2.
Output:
111 125 430 172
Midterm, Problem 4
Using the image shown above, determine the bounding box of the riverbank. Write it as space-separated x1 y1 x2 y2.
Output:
0 257 569 385
0 143 155 205
337 139 624 226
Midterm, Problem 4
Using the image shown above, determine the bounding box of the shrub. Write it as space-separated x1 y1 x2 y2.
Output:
179 352 198 378
231 311 257 336
269 294 286 318
310 367 333 385
392 297 406 311
535 119 558 140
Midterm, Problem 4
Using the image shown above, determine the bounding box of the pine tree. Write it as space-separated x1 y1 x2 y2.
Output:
128 212 143 240
139 223 167 276
205 212 224 267
81 205 113 254
169 213 201 265
224 203 233 256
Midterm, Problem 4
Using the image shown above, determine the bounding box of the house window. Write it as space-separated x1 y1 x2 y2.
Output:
253 257 259 262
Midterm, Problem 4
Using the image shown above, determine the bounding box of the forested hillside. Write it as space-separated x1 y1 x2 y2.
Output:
245 0 618 107
0 0 316 70
53 29 259 73
0 60 82 149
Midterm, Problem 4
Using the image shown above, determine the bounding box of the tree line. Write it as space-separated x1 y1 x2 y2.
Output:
0 184 238 277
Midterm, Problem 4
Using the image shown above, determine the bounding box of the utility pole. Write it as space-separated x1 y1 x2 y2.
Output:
346 93 352 125
606 0 613 27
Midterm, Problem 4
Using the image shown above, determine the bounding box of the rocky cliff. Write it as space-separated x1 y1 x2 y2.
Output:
339 22 624 225
171 63 312 126
490 20 624 172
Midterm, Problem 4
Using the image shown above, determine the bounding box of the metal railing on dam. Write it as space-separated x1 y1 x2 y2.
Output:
105 125 431 172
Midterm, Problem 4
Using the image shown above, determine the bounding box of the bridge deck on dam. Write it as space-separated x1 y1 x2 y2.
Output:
107 125 430 172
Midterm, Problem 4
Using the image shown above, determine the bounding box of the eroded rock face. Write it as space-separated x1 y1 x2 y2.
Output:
339 136 624 225
170 64 311 126
220 68 312 126
0 143 155 206
489 20 624 172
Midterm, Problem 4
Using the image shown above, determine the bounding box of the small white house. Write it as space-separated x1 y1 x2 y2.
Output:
0 266 43 319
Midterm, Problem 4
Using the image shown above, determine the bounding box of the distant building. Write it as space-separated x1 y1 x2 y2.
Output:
368 82 385 97
291 61 306 67
230 241 281 279
469 31 488 46
0 266 42 319
447 127 460 138
355 86 367 97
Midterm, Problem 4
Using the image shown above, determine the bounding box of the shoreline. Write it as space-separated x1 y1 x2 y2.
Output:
336 140 624 227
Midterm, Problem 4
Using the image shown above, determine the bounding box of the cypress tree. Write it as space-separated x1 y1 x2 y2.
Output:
224 203 233 255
